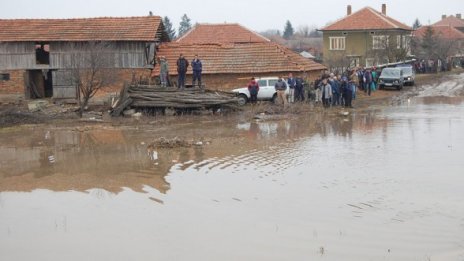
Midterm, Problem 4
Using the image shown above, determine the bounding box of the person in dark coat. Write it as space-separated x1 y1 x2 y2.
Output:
247 77 259 104
191 54 203 89
294 77 305 102
363 68 373 96
176 53 189 90
341 76 353 108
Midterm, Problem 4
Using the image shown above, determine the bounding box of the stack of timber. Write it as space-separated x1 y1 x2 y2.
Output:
111 84 240 116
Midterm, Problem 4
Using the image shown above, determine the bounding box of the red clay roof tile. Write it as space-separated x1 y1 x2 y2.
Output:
433 16 464 28
321 7 412 31
414 25 464 40
176 23 270 44
0 16 163 42
152 42 326 76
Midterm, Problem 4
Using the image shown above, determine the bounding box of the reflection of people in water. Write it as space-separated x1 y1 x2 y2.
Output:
193 146 205 162
248 122 260 139
36 149 55 178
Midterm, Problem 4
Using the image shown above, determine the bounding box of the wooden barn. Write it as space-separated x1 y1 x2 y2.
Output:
0 16 169 100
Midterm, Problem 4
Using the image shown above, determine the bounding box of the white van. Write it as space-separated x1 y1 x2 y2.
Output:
232 77 289 105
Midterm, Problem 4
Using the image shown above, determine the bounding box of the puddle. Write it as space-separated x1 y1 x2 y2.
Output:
1 97 464 260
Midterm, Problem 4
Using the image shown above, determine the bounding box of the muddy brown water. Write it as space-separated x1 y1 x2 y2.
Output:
1 83 464 260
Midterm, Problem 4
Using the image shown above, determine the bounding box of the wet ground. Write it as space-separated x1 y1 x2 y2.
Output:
1 73 464 260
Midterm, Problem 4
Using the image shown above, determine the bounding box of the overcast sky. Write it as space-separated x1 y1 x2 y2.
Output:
1 0 463 32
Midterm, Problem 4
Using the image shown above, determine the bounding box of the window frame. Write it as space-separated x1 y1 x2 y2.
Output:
0 73 10 81
372 35 389 50
329 37 346 50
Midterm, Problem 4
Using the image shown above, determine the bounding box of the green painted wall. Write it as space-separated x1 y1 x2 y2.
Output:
323 30 411 67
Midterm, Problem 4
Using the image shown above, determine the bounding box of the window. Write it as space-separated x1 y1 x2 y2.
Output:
349 58 360 68
35 43 50 65
268 79 278 86
0 73 10 81
365 58 375 67
329 37 346 50
396 35 411 50
258 80 267 87
372 35 388 50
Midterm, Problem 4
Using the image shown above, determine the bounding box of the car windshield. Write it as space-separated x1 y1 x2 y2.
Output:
269 79 279 86
257 80 267 86
381 69 400 77
401 67 413 75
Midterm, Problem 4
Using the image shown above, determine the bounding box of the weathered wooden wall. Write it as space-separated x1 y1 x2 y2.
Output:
52 70 76 98
0 41 155 70
50 42 153 69
0 42 36 69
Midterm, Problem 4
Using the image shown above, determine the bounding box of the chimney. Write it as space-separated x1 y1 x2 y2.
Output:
347 5 352 16
381 4 386 15
442 14 447 20
457 13 462 19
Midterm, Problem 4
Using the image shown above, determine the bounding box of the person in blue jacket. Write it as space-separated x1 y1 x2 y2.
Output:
191 54 203 89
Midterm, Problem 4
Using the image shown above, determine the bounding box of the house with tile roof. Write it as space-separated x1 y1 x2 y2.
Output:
320 4 413 69
152 23 326 90
413 14 464 62
0 16 168 100
433 14 464 32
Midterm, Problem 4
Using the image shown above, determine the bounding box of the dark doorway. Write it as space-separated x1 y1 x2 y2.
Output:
35 43 50 65
25 70 53 99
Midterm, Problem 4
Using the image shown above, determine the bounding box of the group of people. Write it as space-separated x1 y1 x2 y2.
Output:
315 72 355 108
313 67 383 108
246 73 306 106
158 54 203 89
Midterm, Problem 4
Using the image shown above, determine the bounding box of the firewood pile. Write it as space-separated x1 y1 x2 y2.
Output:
110 84 240 116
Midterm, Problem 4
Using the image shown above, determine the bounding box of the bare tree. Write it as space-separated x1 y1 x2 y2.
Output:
324 50 352 74
297 25 310 38
412 26 458 71
368 34 412 65
69 41 118 117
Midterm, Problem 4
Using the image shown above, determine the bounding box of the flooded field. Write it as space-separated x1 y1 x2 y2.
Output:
1 81 464 260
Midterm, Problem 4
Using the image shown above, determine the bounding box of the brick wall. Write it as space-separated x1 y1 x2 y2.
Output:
0 70 25 95
171 71 323 91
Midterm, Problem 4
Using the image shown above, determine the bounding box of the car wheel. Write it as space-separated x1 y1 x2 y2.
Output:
237 94 248 106
272 93 278 104
397 85 403 90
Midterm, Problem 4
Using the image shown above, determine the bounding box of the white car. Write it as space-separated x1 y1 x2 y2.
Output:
232 77 289 105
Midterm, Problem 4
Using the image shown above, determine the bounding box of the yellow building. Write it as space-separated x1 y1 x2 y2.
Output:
320 4 413 69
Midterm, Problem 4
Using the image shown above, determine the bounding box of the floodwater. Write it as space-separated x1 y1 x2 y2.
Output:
1 80 464 260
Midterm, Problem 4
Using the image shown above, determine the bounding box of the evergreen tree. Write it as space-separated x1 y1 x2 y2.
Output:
283 20 294 39
178 14 192 37
412 18 422 30
163 16 176 40
420 26 438 59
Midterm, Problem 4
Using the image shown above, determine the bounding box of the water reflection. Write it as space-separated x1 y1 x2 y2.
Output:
0 128 170 193
1 98 464 260
0 98 461 196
